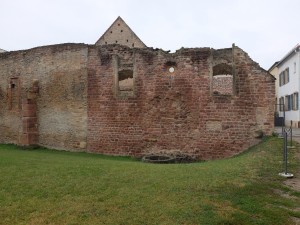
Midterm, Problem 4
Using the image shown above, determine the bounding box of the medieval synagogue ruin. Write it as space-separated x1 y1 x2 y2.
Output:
0 17 275 160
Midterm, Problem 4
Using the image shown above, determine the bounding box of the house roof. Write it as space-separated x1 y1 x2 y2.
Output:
277 44 300 67
95 16 146 48
268 61 279 72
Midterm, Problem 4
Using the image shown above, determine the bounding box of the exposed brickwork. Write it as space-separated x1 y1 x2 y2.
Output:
87 45 275 160
21 99 38 146
0 43 275 160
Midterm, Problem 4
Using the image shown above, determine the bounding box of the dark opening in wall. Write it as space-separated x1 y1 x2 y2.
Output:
165 61 177 67
164 61 177 75
8 78 20 111
213 63 232 76
118 69 133 92
212 64 233 95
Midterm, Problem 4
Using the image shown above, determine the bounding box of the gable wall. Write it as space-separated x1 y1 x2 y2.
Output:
95 18 146 48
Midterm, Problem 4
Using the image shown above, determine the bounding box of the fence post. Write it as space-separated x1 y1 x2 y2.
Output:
279 130 294 178
290 120 293 146
284 131 288 174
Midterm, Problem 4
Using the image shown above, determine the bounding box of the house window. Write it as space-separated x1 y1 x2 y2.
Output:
290 94 293 110
279 67 290 86
293 92 299 110
285 95 291 111
285 68 289 84
294 62 296 74
279 72 282 86
279 97 284 111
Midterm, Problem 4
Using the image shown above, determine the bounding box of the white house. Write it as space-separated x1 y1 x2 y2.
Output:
275 44 300 127
0 48 6 53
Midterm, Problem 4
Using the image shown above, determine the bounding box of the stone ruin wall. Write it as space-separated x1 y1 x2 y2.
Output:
0 44 88 150
87 45 275 160
0 43 275 160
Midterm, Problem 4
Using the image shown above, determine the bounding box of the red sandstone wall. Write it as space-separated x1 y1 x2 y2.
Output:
87 45 275 160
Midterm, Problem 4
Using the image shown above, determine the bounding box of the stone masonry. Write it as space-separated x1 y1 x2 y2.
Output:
0 44 88 150
0 42 275 160
95 17 146 48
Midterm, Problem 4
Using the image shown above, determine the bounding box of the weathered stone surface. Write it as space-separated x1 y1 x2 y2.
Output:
206 121 222 131
0 44 88 150
0 43 275 160
87 45 275 160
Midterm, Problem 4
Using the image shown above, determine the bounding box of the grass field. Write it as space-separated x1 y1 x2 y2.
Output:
0 137 299 225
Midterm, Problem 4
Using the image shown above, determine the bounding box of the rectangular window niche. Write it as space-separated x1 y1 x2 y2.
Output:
112 55 136 98
8 77 21 111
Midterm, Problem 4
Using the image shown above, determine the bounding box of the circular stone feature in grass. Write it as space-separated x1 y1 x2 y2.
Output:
142 153 197 164
142 155 175 164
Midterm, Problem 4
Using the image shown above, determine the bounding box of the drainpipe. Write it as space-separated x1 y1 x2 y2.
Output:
298 49 300 127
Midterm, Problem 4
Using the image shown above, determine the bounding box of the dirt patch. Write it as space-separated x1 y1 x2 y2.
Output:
273 189 298 200
291 217 300 225
284 176 300 191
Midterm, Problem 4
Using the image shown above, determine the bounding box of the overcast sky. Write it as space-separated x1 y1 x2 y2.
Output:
1 0 299 69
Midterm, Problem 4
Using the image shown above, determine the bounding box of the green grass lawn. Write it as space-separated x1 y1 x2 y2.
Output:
0 137 299 225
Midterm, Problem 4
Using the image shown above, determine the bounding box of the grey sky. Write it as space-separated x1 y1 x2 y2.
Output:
1 0 299 69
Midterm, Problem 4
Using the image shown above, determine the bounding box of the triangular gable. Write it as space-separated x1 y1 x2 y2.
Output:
95 16 146 48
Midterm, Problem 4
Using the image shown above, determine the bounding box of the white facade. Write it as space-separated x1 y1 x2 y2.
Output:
0 48 6 53
277 44 300 127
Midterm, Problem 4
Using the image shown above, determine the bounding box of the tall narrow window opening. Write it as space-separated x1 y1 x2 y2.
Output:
118 69 134 97
279 97 284 111
285 95 291 111
8 78 20 111
293 92 299 110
